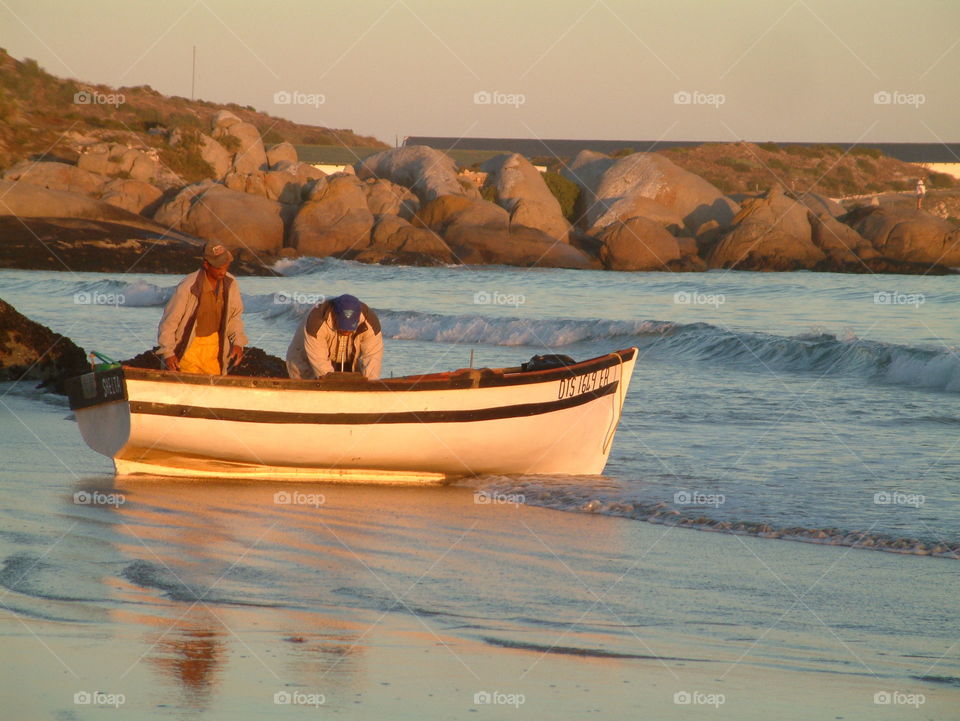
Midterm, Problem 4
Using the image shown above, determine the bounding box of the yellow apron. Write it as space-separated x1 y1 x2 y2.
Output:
179 333 221 375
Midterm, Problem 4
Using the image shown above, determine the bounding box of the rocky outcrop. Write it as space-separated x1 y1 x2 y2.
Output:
355 146 464 203
0 298 88 393
808 212 873 264
211 110 268 175
4 160 107 195
563 150 739 235
480 153 571 242
444 225 596 269
153 182 284 253
99 178 163 215
597 217 683 271
289 175 374 257
414 195 509 234
707 221 826 270
731 186 813 243
266 141 298 169
199 133 232 179
364 178 420 219
842 206 960 267
0 179 162 227
351 215 455 265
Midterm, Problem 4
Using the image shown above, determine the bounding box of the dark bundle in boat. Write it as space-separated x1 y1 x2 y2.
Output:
121 347 288 378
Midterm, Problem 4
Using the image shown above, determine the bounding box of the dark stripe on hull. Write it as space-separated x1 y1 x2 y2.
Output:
129 381 619 425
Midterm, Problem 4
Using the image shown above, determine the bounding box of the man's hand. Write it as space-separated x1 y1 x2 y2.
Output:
164 356 179 371
228 345 244 369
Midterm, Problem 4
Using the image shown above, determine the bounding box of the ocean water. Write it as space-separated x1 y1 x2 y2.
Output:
1 262 958 719
1 262 957 556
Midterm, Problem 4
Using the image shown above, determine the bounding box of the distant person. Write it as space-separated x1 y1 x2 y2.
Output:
916 178 926 209
286 294 383 380
157 240 246 374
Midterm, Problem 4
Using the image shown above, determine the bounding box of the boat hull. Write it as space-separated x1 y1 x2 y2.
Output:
68 349 637 483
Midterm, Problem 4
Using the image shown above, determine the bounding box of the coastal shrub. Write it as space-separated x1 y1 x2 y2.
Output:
927 172 955 189
758 142 780 153
768 158 789 172
611 147 635 158
541 172 579 220
850 146 883 158
160 127 215 182
717 157 753 173
261 128 285 145
218 134 242 153
480 184 499 204
855 157 876 174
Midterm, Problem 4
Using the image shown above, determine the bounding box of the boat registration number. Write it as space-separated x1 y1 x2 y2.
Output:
557 367 611 399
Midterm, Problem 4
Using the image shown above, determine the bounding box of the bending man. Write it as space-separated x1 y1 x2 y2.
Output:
157 240 247 374
286 294 383 380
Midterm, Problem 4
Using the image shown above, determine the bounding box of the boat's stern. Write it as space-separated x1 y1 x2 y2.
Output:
66 367 132 460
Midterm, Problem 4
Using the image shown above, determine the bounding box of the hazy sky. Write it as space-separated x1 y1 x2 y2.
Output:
3 0 957 145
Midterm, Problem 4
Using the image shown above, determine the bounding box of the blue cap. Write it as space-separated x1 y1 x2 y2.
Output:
332 294 362 332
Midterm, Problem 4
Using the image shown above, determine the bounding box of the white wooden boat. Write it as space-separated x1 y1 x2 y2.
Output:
66 348 638 483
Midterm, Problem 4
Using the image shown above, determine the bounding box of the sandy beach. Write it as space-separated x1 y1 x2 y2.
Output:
1 385 957 720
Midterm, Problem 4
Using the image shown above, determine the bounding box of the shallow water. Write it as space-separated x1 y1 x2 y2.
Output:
1 262 959 719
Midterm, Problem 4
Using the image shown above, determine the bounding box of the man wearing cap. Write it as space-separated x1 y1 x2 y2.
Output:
286 294 383 380
157 240 247 374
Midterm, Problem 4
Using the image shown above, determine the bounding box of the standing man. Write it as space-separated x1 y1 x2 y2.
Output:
158 240 247 374
286 294 383 380
916 178 926 210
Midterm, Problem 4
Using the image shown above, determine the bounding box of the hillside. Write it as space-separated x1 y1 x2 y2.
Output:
0 50 386 171
658 142 954 197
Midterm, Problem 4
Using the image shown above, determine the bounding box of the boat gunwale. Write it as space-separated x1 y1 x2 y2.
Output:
117 347 638 392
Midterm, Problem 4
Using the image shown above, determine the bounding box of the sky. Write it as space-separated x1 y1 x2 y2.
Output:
2 0 958 146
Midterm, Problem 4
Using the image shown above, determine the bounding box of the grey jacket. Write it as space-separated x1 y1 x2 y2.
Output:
157 270 247 374
286 301 383 380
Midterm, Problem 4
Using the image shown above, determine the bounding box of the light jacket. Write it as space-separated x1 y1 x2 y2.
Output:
157 270 247 375
286 301 383 380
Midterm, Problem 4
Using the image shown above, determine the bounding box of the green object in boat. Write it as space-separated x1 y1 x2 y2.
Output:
88 351 120 372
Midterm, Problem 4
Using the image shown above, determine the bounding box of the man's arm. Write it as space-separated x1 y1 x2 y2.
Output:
358 328 383 380
303 321 334 377
157 276 192 361
225 277 248 364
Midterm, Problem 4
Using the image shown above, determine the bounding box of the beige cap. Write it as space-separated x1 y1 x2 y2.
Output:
203 240 233 267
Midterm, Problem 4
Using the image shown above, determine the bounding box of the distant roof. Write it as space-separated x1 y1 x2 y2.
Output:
404 137 960 164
